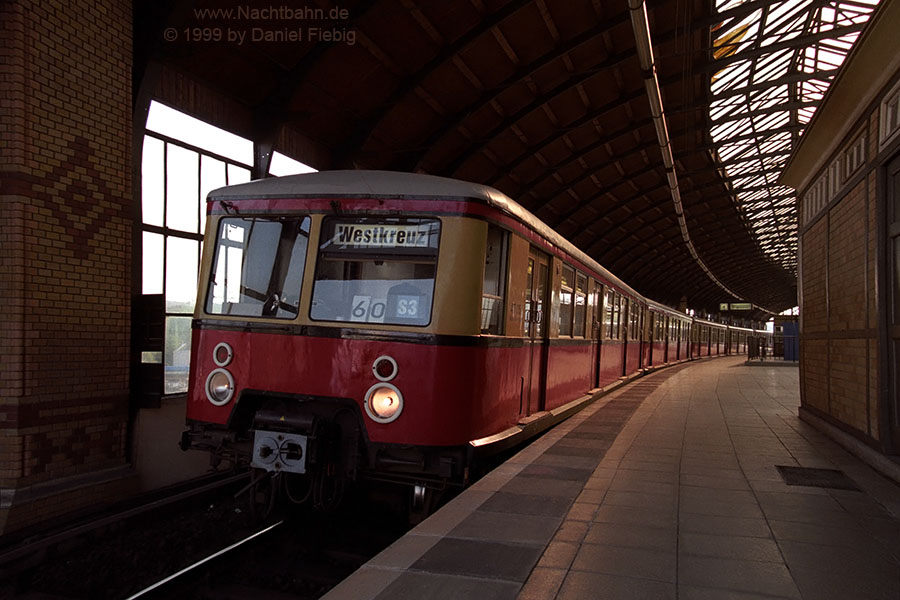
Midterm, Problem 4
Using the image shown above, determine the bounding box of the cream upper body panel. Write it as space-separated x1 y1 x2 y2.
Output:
196 212 486 336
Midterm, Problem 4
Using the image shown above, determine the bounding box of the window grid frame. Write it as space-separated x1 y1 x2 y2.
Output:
141 130 253 397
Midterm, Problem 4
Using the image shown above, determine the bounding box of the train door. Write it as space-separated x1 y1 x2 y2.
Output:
621 299 629 376
675 320 682 360
887 155 900 450
523 250 549 417
591 282 601 388
663 316 670 364
637 305 645 369
643 307 652 367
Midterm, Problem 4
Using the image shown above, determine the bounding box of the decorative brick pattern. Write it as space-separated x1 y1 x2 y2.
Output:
0 0 133 533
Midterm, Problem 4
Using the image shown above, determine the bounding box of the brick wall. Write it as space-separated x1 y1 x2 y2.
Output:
798 114 880 445
828 182 867 330
829 339 868 433
801 219 828 333
801 339 828 414
0 0 135 534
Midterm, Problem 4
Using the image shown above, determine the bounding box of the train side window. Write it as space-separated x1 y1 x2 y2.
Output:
630 302 639 340
207 216 311 318
559 265 575 336
612 294 622 340
574 273 587 337
604 288 614 339
481 225 508 334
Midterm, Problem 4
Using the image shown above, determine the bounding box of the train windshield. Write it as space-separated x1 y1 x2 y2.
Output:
310 217 440 326
205 216 311 318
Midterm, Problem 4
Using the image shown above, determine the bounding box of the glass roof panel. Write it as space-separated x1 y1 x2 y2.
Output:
710 0 880 275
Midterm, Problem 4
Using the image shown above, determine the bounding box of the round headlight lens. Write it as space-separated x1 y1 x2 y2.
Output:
205 368 235 406
364 383 403 423
372 355 398 382
213 342 233 367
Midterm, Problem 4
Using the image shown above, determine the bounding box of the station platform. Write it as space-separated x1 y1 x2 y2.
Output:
322 356 900 599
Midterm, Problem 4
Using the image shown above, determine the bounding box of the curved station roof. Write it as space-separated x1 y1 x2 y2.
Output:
138 0 882 317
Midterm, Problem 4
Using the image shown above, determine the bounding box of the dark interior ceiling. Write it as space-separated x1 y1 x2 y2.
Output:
137 0 803 318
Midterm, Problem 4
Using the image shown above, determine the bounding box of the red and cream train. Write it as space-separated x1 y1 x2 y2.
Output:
181 171 762 509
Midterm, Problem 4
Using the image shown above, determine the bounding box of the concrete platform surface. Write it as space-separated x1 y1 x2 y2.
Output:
323 356 900 600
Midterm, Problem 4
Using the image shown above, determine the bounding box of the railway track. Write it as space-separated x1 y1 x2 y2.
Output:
0 472 251 599
126 520 285 599
2 477 409 599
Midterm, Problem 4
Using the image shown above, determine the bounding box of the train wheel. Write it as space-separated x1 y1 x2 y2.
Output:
248 468 281 522
408 484 443 525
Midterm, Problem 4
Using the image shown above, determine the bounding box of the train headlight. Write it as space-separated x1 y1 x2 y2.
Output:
213 342 233 367
364 383 403 423
372 355 398 381
205 368 235 406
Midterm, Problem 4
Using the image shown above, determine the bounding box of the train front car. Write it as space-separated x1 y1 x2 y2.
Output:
182 172 504 513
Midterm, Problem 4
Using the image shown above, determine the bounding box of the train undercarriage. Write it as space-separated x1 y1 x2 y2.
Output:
181 393 471 521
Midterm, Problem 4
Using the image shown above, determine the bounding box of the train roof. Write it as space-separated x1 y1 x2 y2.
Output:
208 170 646 302
646 298 691 318
208 170 503 203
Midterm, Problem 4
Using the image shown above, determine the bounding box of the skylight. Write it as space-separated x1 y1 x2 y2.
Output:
709 0 880 275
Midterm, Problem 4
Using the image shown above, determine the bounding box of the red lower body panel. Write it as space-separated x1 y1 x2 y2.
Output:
598 341 624 387
544 342 594 410
188 329 530 446
189 330 606 449
625 342 641 376
651 342 666 366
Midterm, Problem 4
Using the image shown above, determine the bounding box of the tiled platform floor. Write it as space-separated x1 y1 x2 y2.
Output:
323 356 900 600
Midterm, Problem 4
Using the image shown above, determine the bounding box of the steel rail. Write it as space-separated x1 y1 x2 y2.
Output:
0 471 250 567
124 519 284 599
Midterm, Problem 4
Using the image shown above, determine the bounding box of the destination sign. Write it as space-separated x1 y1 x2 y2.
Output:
330 223 435 249
721 302 753 311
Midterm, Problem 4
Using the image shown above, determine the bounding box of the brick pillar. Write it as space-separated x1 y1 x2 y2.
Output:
0 0 137 534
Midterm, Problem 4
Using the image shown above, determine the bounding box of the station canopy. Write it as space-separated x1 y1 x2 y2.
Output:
140 0 882 317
